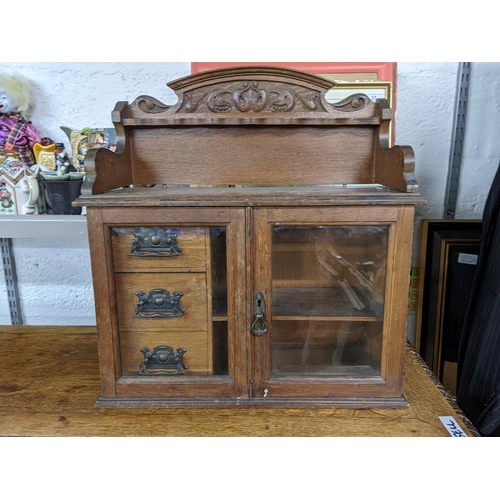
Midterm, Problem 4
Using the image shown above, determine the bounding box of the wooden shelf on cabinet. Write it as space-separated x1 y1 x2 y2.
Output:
272 286 383 320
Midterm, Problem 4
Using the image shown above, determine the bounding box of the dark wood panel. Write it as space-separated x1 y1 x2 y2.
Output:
130 126 375 186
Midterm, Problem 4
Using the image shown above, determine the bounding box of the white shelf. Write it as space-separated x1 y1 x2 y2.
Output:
0 215 88 239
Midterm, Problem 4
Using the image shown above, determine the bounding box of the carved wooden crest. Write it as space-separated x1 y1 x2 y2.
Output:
128 66 380 122
178 80 323 114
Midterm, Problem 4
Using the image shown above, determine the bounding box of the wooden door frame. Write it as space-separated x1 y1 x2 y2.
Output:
89 206 249 404
250 206 413 402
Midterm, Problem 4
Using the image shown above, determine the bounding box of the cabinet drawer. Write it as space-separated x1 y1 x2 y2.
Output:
120 330 211 375
115 272 209 331
111 227 207 272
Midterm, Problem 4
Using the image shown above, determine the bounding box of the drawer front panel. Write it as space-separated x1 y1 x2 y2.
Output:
120 331 210 375
115 273 208 331
112 226 207 272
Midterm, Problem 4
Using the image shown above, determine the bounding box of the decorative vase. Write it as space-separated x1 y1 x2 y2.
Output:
41 179 83 215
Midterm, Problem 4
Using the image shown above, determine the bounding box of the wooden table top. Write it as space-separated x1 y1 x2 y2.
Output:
0 326 478 437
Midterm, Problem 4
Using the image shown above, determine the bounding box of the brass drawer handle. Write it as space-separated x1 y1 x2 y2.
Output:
139 345 187 375
135 289 185 318
129 227 182 257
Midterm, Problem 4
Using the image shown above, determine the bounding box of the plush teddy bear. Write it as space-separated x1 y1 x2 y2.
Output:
0 73 42 166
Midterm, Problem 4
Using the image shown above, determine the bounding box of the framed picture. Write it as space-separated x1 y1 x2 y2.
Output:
415 220 482 396
319 81 392 107
190 62 395 82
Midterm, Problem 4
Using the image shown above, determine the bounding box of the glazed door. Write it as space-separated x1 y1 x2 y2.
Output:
251 206 414 401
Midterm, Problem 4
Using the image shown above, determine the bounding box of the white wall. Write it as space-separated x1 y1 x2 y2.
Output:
396 63 500 259
0 62 190 144
1 62 500 329
454 63 500 218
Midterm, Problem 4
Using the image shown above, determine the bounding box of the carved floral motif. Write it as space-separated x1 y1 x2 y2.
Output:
233 82 268 112
179 81 322 114
207 90 233 113
331 93 369 112
135 84 369 115
137 96 171 114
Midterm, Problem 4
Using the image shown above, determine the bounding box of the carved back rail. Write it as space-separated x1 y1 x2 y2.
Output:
83 66 416 195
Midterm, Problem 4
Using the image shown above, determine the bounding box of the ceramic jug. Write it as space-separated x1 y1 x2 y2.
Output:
0 156 39 215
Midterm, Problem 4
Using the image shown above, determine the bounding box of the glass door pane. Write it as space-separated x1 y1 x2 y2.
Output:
271 225 388 377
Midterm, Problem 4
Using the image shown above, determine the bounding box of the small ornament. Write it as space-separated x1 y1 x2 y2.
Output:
54 143 76 174
33 142 57 171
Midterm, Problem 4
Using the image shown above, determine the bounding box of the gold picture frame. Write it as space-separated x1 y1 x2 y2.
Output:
318 79 393 144
319 80 392 108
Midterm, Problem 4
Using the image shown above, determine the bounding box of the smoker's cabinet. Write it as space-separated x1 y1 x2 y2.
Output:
86 202 415 406
76 66 425 407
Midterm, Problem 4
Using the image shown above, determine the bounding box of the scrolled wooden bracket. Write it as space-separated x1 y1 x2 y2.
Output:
372 100 419 193
80 102 134 196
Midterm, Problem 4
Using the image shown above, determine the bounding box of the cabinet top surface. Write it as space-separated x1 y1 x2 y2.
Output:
75 184 426 207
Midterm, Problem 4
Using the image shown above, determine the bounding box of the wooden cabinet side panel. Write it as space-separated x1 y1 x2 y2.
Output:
86 208 120 397
380 205 415 394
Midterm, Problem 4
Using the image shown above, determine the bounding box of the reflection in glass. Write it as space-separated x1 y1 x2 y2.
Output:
271 226 388 377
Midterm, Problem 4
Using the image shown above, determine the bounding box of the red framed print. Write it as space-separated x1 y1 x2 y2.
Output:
190 62 394 82
190 62 397 143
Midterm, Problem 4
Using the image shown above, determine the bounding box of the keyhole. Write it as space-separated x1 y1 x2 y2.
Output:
257 299 261 308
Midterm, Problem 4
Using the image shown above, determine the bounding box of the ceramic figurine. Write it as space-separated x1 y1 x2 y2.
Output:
33 142 57 171
0 153 40 214
61 127 89 170
54 143 77 173
61 126 117 170
0 73 41 167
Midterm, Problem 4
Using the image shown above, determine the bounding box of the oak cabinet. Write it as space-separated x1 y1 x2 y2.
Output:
76 66 425 407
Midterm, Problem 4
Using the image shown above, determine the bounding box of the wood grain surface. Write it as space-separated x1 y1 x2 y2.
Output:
0 326 478 436
111 226 207 272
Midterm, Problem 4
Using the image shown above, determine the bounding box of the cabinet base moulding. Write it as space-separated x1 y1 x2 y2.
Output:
95 396 409 409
